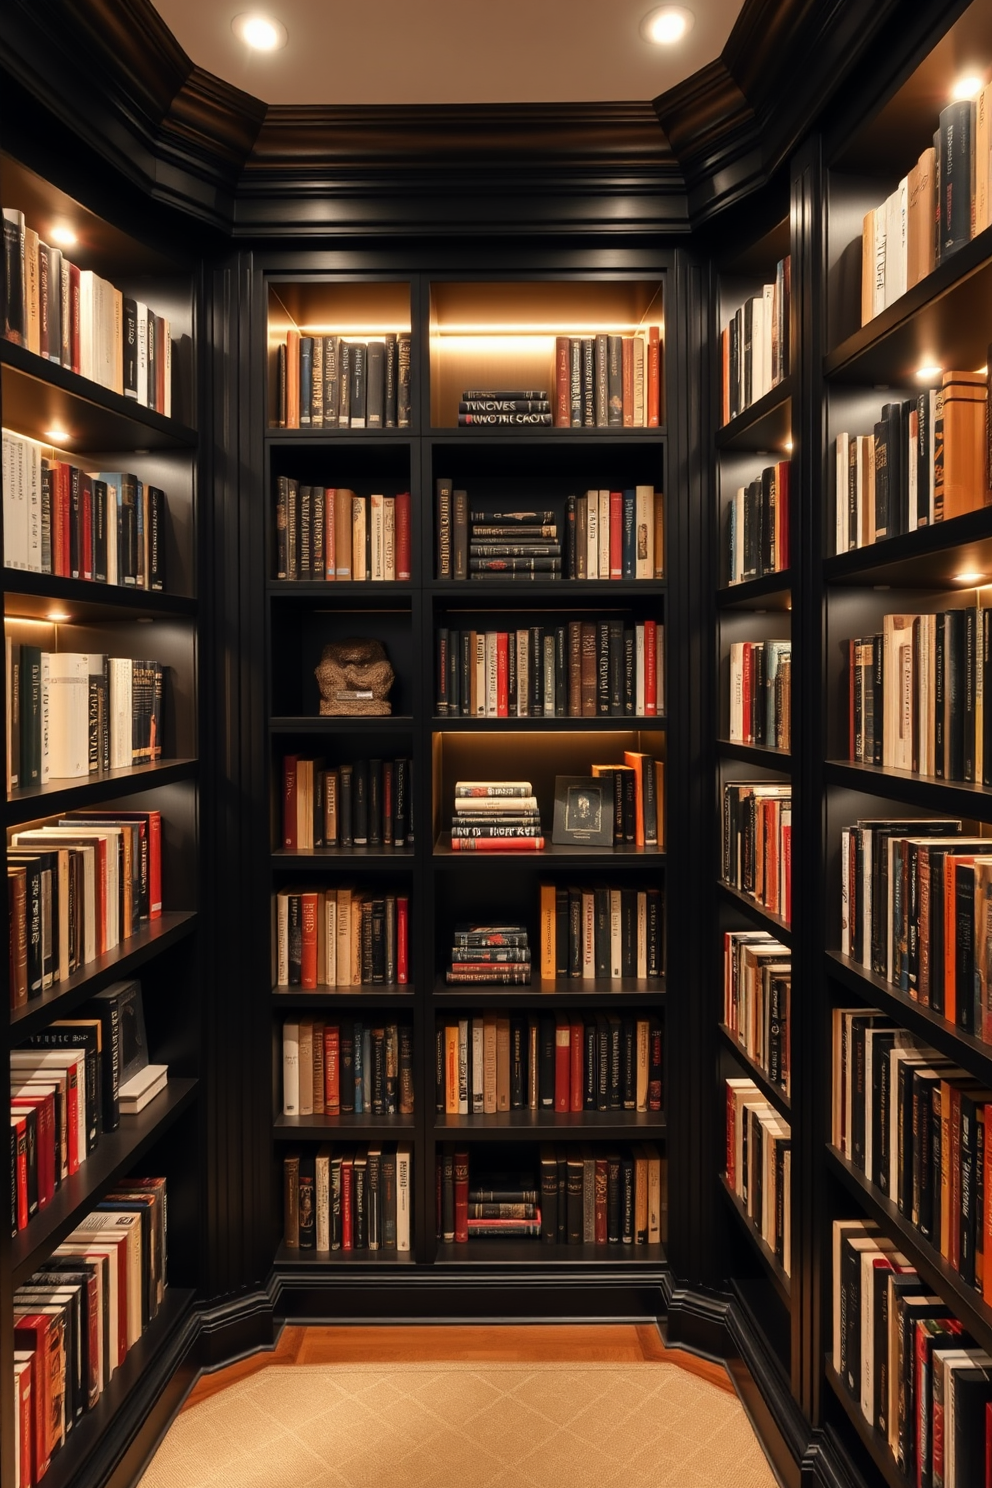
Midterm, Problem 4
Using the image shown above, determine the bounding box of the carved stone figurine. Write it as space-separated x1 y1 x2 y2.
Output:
315 637 395 716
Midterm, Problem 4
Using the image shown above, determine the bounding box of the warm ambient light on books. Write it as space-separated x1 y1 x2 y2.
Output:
436 324 659 337
952 73 984 101
232 12 287 51
295 326 411 337
48 225 77 249
44 429 69 443
783 439 793 452
640 5 694 44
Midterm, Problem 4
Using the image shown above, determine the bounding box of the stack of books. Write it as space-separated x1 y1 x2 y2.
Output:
2 206 176 411
283 1143 413 1252
282 1017 414 1117
720 256 791 424
274 887 409 987
273 482 412 582
725 1077 792 1273
274 331 412 429
457 389 551 426
446 922 533 984
728 639 791 750
439 1153 542 1240
449 781 544 853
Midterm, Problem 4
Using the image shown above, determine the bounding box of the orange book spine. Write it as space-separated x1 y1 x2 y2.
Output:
324 1025 340 1113
648 326 660 427
286 329 300 428
555 336 570 427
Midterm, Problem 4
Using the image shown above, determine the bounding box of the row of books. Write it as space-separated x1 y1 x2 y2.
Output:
2 205 175 412
434 1012 663 1115
537 882 664 981
447 780 542 853
723 931 791 1098
719 256 791 425
274 887 410 989
831 1009 992 1301
281 756 413 851
444 920 533 984
845 608 988 781
832 1217 990 1488
282 1144 414 1251
435 619 664 719
725 1077 792 1274
273 482 412 582
8 817 162 1006
2 432 167 586
728 639 791 750
11 982 157 1234
6 647 165 787
721 782 792 923
281 1018 414 1117
725 459 791 585
436 484 664 582
860 91 992 325
834 376 991 555
13 1177 168 1486
437 1146 665 1244
838 817 992 1032
550 328 663 428
274 331 413 429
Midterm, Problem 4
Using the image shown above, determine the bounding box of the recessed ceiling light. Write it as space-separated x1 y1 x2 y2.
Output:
49 226 77 249
955 571 986 584
952 74 984 101
641 5 694 45
47 611 70 623
232 12 287 50
783 439 794 452
916 364 942 380
44 429 69 443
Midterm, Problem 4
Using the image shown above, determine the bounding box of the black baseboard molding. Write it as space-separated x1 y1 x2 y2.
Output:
801 1426 867 1488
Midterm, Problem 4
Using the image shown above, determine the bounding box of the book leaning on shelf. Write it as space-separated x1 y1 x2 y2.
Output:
834 372 990 552
2 431 167 586
274 887 409 988
720 256 790 425
13 1177 168 1485
723 931 791 1097
435 481 664 581
725 1077 791 1273
283 1143 413 1252
726 459 790 583
722 782 791 922
282 1017 414 1117
5 647 164 789
2 206 177 413
831 1217 991 1488
8 807 162 1007
281 756 412 850
433 1010 663 1115
436 619 663 719
728 640 791 750
537 882 663 980
273 482 411 581
274 331 412 429
860 85 992 325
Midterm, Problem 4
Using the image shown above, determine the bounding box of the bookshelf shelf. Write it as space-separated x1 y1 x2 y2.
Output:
823 759 992 819
272 986 414 1007
264 428 415 443
716 572 792 610
10 1078 198 1287
5 758 198 825
0 339 197 452
269 716 415 734
434 716 667 732
717 741 791 769
823 1363 908 1488
719 1174 791 1308
717 1024 790 1116
426 426 668 443
273 1113 416 1139
433 976 665 1006
824 949 992 1088
432 1111 665 1139
3 570 196 622
429 580 666 599
717 882 791 942
271 847 415 868
823 222 992 386
273 1244 416 1267
823 506 992 590
267 582 416 599
11 911 198 1038
715 376 794 453
432 1239 667 1266
434 841 664 867
825 1145 992 1356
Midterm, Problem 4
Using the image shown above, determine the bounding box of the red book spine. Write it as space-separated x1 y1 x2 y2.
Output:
595 1156 608 1242
301 892 318 988
554 1017 570 1112
496 632 509 717
450 837 546 851
555 336 570 427
741 643 754 745
14 1119 28 1229
394 490 412 580
648 325 660 427
324 488 336 578
37 1097 55 1206
70 264 81 375
65 1068 80 1174
16 1353 33 1488
569 1021 583 1113
914 1321 929 1484
55 463 70 577
82 479 93 580
324 1026 340 1113
609 491 623 578
146 811 162 917
622 337 634 427
644 621 657 716
649 1024 663 1111
341 1160 353 1249
783 820 792 924
13 1318 51 1477
283 755 298 850
397 896 409 983
454 1149 469 1242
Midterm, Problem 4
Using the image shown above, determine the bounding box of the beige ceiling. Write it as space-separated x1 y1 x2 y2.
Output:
152 0 744 106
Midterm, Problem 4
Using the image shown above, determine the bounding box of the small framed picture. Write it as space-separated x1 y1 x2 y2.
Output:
552 776 614 846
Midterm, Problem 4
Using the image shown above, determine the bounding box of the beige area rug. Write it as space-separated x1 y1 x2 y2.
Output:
139 1361 778 1488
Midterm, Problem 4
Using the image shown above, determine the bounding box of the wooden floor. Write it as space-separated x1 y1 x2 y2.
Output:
184 1325 733 1410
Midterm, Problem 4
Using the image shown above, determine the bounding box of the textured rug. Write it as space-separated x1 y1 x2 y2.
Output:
139 1361 777 1488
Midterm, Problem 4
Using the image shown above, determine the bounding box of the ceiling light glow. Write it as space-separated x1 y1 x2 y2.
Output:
49 226 77 249
232 12 287 51
44 429 69 444
952 74 984 101
916 364 942 380
641 5 694 45
955 571 986 584
47 611 69 623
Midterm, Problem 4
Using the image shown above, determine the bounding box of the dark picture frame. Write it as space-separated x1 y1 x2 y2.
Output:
552 775 614 846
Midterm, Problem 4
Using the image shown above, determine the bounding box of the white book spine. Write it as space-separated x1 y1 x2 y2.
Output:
471 1019 484 1113
383 496 395 581
135 302 148 406
637 891 648 980
282 1022 300 1115
586 489 598 578
276 893 289 984
457 1018 469 1114
370 493 384 579
315 1151 330 1251
323 892 336 987
396 1143 412 1251
474 632 485 716
46 653 89 779
485 631 498 716
610 888 622 978
163 319 172 418
635 485 654 578
598 489 610 578
835 433 849 555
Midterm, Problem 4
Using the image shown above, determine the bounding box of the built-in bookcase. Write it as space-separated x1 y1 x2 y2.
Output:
0 151 203 1488
260 268 670 1292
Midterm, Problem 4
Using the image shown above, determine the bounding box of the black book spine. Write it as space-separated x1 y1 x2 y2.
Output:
555 887 569 977
353 760 369 845
608 620 623 715
350 342 367 426
538 1016 556 1108
607 335 623 425
594 334 609 426
368 758 383 846
384 333 397 427
366 341 385 428
939 99 975 257
339 764 354 847
582 338 595 426
397 334 412 427
555 624 567 717
299 338 314 426
568 890 582 977
623 627 635 716
569 339 582 426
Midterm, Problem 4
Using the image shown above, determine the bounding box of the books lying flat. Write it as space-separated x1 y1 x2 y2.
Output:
118 1065 167 1114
